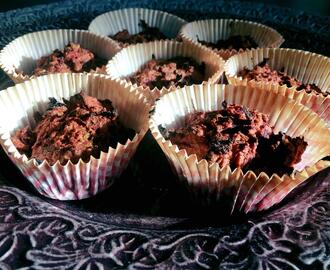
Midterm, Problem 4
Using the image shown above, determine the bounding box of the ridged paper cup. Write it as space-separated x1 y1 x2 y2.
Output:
0 73 150 200
179 19 284 60
149 83 330 214
88 8 186 47
225 48 330 125
0 29 121 84
106 40 225 100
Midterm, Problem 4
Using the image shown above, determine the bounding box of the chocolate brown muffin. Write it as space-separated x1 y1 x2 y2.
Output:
33 42 108 76
110 20 167 47
129 56 205 89
198 35 258 51
247 133 308 176
12 93 135 165
238 59 326 96
162 102 307 176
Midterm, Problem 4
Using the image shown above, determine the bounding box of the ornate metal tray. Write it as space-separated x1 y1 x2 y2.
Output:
0 0 329 268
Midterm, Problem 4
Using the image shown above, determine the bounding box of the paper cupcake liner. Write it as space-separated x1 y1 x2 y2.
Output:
0 29 121 84
88 8 186 47
251 160 330 212
225 48 330 125
0 73 150 200
149 83 330 213
179 19 284 60
106 40 225 101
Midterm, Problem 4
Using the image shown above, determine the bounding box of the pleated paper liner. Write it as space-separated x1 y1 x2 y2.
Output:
179 19 284 60
106 40 225 101
224 48 330 125
249 160 330 212
0 73 150 200
149 84 330 214
0 29 121 84
88 8 187 47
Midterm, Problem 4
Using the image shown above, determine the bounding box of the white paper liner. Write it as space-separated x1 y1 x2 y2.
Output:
0 29 121 84
179 19 284 60
0 73 150 200
88 8 186 46
224 48 330 125
246 160 330 212
149 83 330 213
106 40 225 100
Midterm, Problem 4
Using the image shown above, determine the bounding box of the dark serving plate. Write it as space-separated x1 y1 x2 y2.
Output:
0 0 329 269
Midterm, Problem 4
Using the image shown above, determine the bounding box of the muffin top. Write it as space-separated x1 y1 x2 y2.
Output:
110 20 167 47
32 42 107 76
238 59 326 96
12 93 135 165
198 35 258 51
162 102 307 176
129 56 205 89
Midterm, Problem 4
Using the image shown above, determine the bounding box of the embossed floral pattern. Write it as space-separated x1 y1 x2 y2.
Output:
0 180 327 269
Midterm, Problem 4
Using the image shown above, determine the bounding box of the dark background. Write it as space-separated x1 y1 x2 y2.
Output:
0 0 329 16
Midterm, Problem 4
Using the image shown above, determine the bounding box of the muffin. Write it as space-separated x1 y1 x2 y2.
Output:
164 104 307 177
110 19 168 47
12 92 135 165
224 48 330 125
238 59 325 96
179 19 284 60
106 40 225 100
88 8 186 48
129 55 205 89
197 35 258 52
149 84 330 213
0 73 150 200
32 42 108 76
0 29 121 83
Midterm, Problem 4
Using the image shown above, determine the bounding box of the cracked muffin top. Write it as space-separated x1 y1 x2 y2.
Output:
162 102 307 176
